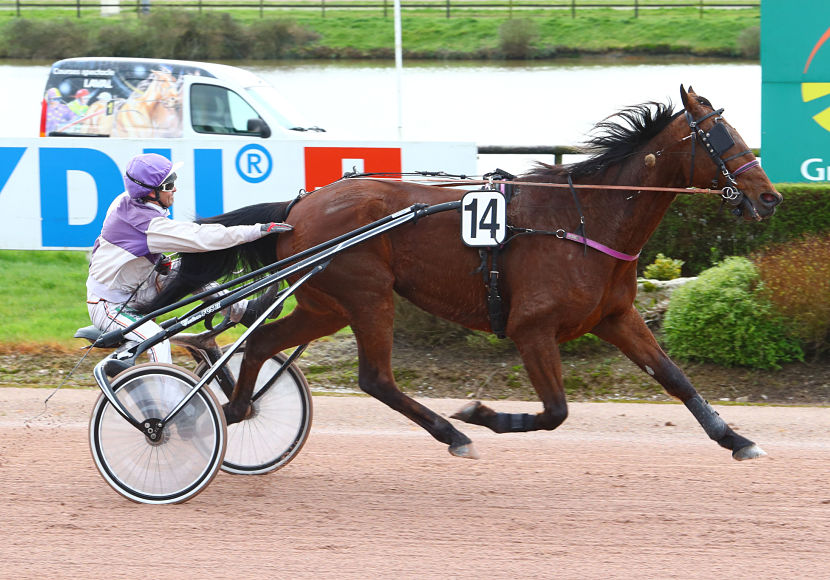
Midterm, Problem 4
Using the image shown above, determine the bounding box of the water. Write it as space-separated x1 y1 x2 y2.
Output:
0 57 760 173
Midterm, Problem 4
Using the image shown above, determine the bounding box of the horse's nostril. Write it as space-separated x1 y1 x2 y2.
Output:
760 192 781 206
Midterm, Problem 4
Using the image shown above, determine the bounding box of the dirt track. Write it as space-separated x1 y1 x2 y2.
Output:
2 387 830 579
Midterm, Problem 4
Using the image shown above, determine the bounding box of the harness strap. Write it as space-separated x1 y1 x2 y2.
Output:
487 247 507 339
732 159 760 177
567 173 588 255
561 232 640 261
688 129 697 188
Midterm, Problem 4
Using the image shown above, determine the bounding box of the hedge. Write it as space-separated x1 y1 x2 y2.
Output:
641 184 830 276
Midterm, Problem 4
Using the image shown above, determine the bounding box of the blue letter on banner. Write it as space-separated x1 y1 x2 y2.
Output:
195 149 223 218
40 148 122 247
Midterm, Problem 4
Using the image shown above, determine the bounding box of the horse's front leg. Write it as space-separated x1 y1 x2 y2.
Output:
452 327 569 434
592 306 766 461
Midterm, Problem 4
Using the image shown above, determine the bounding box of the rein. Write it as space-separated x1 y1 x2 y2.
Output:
350 175 726 196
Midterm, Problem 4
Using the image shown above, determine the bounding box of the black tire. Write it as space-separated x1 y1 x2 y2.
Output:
88 363 226 504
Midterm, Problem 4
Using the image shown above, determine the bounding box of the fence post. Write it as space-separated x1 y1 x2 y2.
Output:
77 0 81 17
260 0 264 18
699 0 703 18
446 0 450 19
322 0 326 17
571 0 575 19
16 0 20 18
634 0 638 18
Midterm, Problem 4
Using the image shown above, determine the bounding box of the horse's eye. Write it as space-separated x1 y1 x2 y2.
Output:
696 96 713 108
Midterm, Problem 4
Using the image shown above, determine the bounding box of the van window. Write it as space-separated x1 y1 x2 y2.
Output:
191 84 261 135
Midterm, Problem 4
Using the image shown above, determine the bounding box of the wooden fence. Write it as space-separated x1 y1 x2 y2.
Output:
0 0 760 19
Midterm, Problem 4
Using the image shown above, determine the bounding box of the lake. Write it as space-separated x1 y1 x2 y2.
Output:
0 57 760 173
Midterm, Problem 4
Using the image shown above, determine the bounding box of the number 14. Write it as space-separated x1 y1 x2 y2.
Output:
460 190 506 247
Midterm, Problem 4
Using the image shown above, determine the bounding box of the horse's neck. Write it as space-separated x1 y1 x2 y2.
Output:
593 159 683 252
521 156 684 257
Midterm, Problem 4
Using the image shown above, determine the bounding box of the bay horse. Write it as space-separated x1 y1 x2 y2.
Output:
147 86 781 461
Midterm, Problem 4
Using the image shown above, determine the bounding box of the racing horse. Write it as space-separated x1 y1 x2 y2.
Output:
147 86 781 461
111 69 182 138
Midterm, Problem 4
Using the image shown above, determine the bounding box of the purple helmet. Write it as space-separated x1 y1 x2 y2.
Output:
124 153 183 199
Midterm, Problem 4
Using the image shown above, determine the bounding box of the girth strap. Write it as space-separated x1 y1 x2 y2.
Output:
477 246 507 339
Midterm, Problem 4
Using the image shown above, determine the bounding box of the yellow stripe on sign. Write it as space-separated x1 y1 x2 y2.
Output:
801 82 830 102
812 106 830 132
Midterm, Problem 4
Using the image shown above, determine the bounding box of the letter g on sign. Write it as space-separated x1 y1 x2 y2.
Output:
800 158 827 181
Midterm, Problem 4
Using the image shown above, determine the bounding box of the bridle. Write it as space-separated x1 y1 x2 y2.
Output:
683 106 761 217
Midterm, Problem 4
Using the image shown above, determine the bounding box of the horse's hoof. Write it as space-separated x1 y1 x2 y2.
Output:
732 443 767 461
450 401 481 423
449 442 480 460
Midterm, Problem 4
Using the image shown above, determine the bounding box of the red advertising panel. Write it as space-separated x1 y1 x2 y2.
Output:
304 146 402 192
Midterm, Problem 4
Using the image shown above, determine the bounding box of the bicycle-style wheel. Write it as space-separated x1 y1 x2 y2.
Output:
89 363 226 504
198 348 312 475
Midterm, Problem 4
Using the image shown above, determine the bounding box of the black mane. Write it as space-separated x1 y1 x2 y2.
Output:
526 101 678 179
137 201 290 314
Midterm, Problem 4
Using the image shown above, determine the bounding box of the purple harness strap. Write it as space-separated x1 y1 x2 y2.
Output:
562 232 640 262
732 159 760 177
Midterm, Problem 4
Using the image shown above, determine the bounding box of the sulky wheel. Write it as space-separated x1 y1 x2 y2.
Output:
197 347 313 475
88 363 226 504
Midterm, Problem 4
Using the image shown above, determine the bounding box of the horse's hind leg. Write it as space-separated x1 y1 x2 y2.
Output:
452 326 569 434
592 307 766 461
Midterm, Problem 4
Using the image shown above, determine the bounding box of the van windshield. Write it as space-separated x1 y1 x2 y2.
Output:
245 85 325 132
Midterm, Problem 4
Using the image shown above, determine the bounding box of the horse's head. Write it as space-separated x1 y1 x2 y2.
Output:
147 69 181 108
679 85 781 221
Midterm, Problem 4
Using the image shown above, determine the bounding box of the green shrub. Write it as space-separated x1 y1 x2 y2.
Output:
736 25 760 59
663 257 803 369
0 18 92 59
754 233 830 357
0 12 321 61
643 253 684 280
246 18 321 59
499 18 539 59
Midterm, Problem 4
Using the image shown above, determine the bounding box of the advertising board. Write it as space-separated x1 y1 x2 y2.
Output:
0 138 476 250
761 0 830 182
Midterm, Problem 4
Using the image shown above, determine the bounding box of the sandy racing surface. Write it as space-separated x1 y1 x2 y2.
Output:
2 387 830 579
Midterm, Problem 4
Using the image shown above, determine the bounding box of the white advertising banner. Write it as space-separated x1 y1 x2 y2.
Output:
0 137 477 250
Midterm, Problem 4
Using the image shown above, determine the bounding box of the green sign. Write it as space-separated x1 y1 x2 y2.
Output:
762 0 830 182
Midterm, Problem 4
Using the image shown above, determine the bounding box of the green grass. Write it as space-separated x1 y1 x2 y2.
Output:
0 250 294 347
0 250 90 344
0 6 760 60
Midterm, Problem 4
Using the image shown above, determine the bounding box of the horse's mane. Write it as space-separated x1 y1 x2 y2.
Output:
525 101 678 179
137 201 290 314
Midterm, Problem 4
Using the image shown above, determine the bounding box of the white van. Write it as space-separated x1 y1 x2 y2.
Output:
40 57 322 139
0 57 475 250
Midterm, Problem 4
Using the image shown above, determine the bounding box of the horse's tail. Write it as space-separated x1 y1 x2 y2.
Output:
138 201 291 314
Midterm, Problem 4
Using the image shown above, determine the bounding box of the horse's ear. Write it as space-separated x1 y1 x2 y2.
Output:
680 84 691 108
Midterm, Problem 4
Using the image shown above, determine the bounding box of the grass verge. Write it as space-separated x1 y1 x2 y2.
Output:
0 7 760 60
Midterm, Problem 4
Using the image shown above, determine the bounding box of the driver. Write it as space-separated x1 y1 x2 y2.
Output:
86 152 291 363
